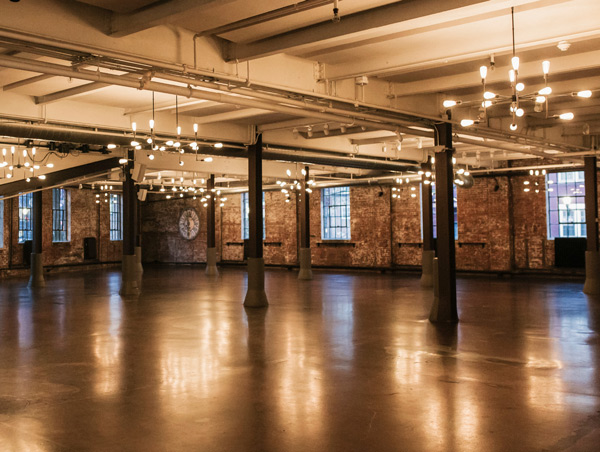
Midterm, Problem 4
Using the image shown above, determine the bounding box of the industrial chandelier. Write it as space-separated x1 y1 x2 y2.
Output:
444 7 592 132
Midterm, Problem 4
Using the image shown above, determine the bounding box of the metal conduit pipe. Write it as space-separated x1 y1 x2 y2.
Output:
0 55 432 140
0 122 133 146
0 119 420 172
0 30 591 154
0 32 588 154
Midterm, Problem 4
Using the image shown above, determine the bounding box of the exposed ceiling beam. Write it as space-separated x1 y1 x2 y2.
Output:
194 108 271 124
224 0 488 61
109 0 238 37
2 74 54 91
34 81 111 105
0 158 121 197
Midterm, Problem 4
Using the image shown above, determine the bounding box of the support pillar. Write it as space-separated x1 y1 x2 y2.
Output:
28 190 45 287
584 156 600 294
120 149 140 296
206 174 219 276
429 123 458 323
135 192 143 275
244 135 268 308
298 166 313 280
421 157 434 287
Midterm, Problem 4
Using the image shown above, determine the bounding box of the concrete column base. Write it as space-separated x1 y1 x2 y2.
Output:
28 253 45 288
298 247 313 280
420 249 435 288
244 257 269 308
135 246 143 275
206 247 219 276
584 250 600 294
429 258 458 323
119 254 140 296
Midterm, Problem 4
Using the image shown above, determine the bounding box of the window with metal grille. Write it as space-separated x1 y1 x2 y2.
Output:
241 192 265 240
546 171 586 238
109 193 123 241
431 184 458 239
321 186 351 240
18 193 33 243
52 188 70 242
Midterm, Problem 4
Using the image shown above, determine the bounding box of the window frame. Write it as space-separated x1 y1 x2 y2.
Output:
321 186 351 240
18 193 33 244
52 188 70 243
241 192 266 240
109 193 123 241
546 170 586 239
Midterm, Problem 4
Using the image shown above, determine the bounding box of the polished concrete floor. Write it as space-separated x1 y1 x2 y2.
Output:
0 266 599 452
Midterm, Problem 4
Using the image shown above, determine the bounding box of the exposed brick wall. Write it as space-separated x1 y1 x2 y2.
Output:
0 188 122 277
456 177 512 271
142 196 223 263
511 175 554 269
310 186 392 268
135 173 595 273
391 186 422 266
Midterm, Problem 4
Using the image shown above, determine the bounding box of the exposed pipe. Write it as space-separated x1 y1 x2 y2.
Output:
0 30 588 155
0 119 419 173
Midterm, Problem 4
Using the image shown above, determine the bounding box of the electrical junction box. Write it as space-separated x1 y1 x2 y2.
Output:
355 75 369 85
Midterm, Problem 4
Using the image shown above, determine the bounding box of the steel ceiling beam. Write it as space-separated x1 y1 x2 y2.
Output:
224 0 488 61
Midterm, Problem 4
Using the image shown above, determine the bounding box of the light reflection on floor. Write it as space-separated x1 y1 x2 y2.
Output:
0 266 598 451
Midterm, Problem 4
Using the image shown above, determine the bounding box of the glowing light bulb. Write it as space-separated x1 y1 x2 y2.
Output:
286 169 292 177
516 108 524 117
559 112 574 120
479 65 487 80
193 123 198 133
213 142 223 149
148 154 155 160
483 91 496 100
204 157 213 162
542 60 550 75
482 100 492 108
510 123 518 131
443 100 457 108
149 119 155 129
460 119 475 127
38 174 46 180
539 86 552 95
107 144 117 149
511 56 520 71
535 96 546 103
177 126 181 136
132 122 137 132
577 90 592 98
516 82 525 92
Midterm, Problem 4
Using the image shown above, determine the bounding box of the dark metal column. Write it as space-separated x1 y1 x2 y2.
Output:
120 148 140 295
28 189 45 287
244 134 268 307
421 157 434 287
429 123 458 323
583 156 600 293
206 174 219 276
298 166 313 280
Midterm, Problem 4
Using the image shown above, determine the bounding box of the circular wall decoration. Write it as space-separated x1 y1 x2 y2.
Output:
178 208 200 240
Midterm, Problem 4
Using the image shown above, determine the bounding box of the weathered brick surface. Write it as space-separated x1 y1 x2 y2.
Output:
133 173 594 272
511 175 553 269
142 197 216 263
392 186 422 266
310 186 392 268
456 177 511 271
0 188 122 276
